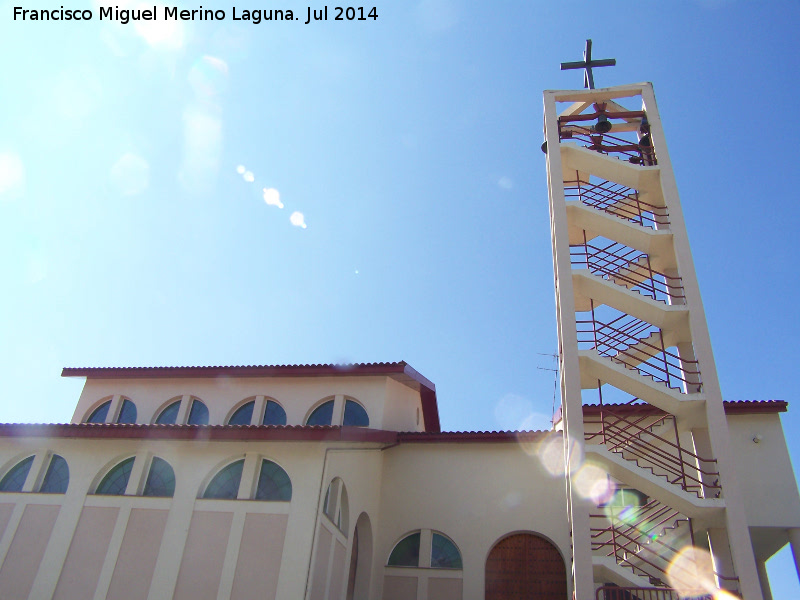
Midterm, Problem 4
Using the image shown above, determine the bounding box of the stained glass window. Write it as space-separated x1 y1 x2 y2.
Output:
388 532 420 567
343 400 369 427
431 533 462 569
86 400 111 423
203 460 244 499
228 401 254 426
117 399 137 424
262 401 287 426
143 457 175 497
188 399 209 425
0 456 34 492
156 401 181 425
96 457 135 495
255 460 292 501
39 455 69 494
306 400 334 426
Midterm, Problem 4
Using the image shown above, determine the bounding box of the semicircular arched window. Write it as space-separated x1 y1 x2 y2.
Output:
96 457 135 495
388 532 421 567
263 401 287 426
203 459 244 499
387 530 462 569
39 455 69 494
155 400 181 425
143 457 176 497
255 460 291 501
343 400 369 427
86 400 112 423
0 456 35 492
306 400 334 426
188 399 209 425
228 401 255 426
117 398 137 424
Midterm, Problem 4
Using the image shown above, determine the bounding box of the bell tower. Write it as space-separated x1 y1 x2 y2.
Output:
543 81 764 599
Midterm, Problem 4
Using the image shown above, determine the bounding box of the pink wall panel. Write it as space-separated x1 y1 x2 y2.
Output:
427 577 463 600
309 526 333 600
173 511 233 600
0 504 60 600
106 509 169 600
0 504 16 540
230 513 288 600
382 575 418 600
328 539 347 600
53 506 119 600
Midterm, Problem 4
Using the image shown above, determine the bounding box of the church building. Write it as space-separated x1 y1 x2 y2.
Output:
0 82 796 600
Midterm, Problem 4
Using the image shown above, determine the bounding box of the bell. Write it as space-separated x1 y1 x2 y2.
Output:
541 141 548 154
593 114 612 134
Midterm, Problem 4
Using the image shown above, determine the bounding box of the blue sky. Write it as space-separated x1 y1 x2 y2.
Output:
2 0 799 593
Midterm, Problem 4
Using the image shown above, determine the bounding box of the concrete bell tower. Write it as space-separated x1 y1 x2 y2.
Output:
543 80 765 599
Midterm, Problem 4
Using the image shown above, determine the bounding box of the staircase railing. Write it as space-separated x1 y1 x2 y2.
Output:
577 312 702 392
570 239 684 303
565 176 669 229
585 402 720 497
596 586 713 600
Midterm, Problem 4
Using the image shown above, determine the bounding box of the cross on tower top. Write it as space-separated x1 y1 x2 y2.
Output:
560 39 616 89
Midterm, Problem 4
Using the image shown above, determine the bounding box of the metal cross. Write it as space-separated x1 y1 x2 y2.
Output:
560 39 616 89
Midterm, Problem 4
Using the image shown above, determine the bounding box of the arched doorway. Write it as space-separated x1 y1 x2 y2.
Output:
346 512 373 600
485 533 568 599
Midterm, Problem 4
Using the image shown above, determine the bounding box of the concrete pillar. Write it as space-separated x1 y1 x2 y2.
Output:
707 528 737 593
756 557 774 600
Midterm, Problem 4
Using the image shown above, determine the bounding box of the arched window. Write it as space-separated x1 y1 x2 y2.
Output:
322 477 349 533
343 400 369 427
188 399 209 425
387 530 462 569
431 533 462 569
263 400 287 426
388 532 421 567
307 400 334 426
86 400 111 423
155 400 181 425
203 460 244 499
255 460 292 501
96 457 135 495
0 456 34 492
117 398 137 424
143 457 176 497
228 401 255 426
39 455 69 494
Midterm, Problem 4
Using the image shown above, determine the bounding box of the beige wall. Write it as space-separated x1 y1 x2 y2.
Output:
727 414 800 528
72 376 404 428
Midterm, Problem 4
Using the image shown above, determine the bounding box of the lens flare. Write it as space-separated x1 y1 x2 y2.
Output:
243 171 255 182
290 211 307 229
537 432 583 477
236 165 246 174
262 188 284 208
666 545 721 598
573 462 615 505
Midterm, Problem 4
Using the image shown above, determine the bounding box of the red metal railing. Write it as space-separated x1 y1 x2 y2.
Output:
577 311 702 392
585 401 720 497
564 177 669 229
570 239 684 304
596 587 713 600
558 124 657 165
